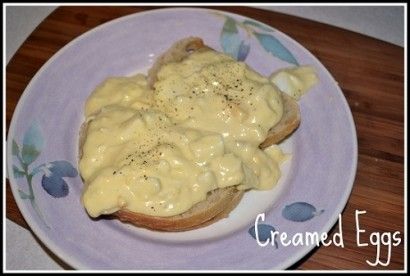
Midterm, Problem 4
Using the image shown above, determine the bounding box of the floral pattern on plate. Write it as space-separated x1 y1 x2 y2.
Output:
215 11 299 65
12 122 78 228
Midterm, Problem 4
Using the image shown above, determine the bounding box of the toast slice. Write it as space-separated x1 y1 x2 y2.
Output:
259 92 300 148
79 123 245 232
113 186 244 232
80 37 300 231
147 37 301 147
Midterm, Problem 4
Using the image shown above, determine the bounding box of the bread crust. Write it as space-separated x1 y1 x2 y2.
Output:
259 93 301 148
79 37 300 231
113 187 244 231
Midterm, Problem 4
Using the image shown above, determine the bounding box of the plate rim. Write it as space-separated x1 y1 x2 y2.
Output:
6 7 358 270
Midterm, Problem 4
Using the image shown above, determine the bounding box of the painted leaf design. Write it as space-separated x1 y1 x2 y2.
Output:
13 165 25 178
223 16 238 33
23 123 44 150
41 161 78 198
220 17 242 59
21 145 41 165
243 19 273 32
237 41 250 61
254 32 299 65
282 202 324 222
12 140 20 156
248 223 278 248
18 189 31 200
21 123 43 164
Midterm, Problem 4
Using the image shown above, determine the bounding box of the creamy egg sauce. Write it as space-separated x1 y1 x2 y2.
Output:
269 66 318 100
80 51 316 218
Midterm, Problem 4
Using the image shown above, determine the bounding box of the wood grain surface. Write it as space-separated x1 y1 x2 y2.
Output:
6 6 405 270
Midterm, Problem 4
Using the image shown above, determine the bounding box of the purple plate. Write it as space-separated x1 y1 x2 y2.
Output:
7 8 357 270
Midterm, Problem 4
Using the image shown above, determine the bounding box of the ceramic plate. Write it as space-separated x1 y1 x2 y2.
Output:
7 8 357 270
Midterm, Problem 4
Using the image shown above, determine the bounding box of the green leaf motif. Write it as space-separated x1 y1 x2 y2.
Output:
221 17 242 60
21 123 43 165
220 17 250 61
12 140 20 156
254 32 299 65
243 19 274 32
13 165 25 178
223 16 238 33
18 189 31 200
21 144 41 165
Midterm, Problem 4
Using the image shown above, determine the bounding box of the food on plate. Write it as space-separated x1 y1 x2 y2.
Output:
269 66 318 100
78 37 317 231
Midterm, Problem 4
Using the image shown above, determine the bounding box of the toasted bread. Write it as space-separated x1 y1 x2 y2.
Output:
147 37 300 147
113 186 244 232
79 37 300 231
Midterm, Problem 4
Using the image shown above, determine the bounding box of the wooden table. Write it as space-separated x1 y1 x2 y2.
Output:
6 6 404 270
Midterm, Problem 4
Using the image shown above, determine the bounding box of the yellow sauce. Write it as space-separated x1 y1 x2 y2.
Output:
270 66 318 100
79 51 306 218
